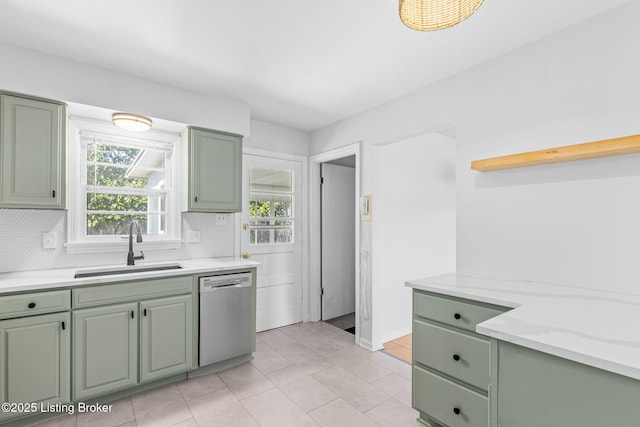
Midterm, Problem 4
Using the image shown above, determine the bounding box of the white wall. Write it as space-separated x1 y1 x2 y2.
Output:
456 0 640 293
372 133 456 347
311 1 640 346
246 119 310 156
0 42 250 136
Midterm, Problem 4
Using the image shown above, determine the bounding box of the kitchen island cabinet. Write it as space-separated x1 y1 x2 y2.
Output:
407 273 640 427
412 289 507 427
0 92 66 209
181 126 243 212
496 340 640 427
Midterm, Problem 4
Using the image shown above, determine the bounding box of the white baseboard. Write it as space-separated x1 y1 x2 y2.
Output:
357 337 381 351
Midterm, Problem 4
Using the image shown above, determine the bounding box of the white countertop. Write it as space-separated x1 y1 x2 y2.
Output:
406 273 640 381
0 257 259 294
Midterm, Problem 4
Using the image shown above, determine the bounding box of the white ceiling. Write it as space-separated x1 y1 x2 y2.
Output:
0 0 632 131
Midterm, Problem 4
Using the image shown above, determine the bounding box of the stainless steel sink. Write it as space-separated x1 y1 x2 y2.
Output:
74 263 184 279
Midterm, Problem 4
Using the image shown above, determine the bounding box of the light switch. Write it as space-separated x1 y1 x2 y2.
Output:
43 232 57 249
216 214 227 225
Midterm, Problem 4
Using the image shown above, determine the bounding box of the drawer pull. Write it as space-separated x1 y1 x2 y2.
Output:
454 312 462 320
61 321 65 330
452 354 461 361
28 302 36 309
453 407 461 415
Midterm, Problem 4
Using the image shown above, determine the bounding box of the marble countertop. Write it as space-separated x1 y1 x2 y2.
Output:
406 273 640 381
0 257 260 294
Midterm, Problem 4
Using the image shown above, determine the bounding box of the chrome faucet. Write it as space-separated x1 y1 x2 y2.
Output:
127 221 145 266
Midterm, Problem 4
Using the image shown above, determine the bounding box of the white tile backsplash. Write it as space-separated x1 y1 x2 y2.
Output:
0 209 236 274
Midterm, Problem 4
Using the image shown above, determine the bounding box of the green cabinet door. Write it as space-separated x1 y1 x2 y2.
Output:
182 127 242 212
0 312 70 422
0 93 66 209
140 295 193 382
73 303 138 400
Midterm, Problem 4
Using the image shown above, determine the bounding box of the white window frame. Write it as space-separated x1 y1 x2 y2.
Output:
66 117 182 254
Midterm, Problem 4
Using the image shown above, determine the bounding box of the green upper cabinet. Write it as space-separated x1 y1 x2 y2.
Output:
0 93 66 209
181 127 242 212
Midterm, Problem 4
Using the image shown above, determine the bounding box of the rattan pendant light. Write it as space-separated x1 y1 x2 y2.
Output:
399 0 484 31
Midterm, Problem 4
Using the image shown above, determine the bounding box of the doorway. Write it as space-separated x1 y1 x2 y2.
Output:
321 157 356 334
308 143 361 344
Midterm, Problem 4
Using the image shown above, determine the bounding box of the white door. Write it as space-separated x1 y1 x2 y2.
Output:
241 154 303 332
321 163 355 320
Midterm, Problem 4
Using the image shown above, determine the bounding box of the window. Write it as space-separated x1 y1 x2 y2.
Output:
66 118 181 253
248 167 294 245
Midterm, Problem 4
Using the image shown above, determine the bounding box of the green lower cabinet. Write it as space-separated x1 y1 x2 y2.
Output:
140 295 193 382
414 366 488 427
0 312 70 422
73 293 194 401
496 341 640 427
73 303 138 400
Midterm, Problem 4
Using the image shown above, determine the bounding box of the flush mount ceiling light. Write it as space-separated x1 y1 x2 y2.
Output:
399 0 484 31
112 113 153 131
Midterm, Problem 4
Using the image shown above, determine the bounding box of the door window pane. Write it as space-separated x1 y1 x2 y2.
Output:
249 167 294 245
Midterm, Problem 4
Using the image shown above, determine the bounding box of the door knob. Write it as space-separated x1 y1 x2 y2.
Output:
242 252 250 259
242 223 249 230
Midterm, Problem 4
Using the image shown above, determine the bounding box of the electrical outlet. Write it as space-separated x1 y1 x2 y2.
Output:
42 232 57 249
215 214 227 225
187 230 201 243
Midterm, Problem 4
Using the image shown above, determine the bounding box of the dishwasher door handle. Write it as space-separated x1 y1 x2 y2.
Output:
209 282 252 290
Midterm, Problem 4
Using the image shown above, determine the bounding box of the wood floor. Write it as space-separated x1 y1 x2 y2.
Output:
383 334 412 363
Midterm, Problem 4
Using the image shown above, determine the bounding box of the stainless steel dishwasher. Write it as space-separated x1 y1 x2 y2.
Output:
199 271 253 367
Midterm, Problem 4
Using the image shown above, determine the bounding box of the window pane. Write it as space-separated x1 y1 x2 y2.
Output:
87 165 149 188
256 229 271 244
88 143 139 165
249 194 292 219
86 143 166 190
250 167 292 192
274 228 293 243
249 199 271 220
86 214 165 236
273 195 292 218
87 193 156 212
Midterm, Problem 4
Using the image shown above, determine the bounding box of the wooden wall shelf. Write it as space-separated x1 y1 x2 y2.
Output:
471 134 640 171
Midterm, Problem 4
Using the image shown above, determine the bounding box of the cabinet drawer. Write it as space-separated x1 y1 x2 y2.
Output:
73 276 192 308
0 290 70 320
413 319 490 390
413 365 488 427
413 290 506 333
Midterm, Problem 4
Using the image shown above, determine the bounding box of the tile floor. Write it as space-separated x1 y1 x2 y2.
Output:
35 321 421 427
